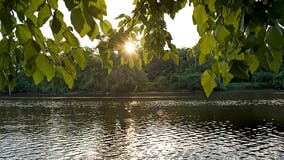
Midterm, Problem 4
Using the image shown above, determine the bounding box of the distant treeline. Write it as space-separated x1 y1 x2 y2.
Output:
4 48 284 95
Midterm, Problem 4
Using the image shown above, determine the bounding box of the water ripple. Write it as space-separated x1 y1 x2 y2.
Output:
0 95 283 159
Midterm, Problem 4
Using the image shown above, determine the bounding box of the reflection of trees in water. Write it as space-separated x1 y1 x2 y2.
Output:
0 98 283 159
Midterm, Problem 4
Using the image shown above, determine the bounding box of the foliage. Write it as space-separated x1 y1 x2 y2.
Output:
0 0 284 96
3 48 284 95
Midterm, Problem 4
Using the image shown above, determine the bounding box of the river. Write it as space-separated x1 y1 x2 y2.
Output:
0 91 283 159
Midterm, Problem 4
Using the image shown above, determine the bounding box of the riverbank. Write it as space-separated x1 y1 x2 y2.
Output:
1 89 283 98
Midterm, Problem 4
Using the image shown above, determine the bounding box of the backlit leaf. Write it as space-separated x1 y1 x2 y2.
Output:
63 57 77 77
270 49 283 73
57 66 74 88
215 25 230 45
208 0 216 12
36 54 55 81
199 53 209 65
248 54 259 73
71 8 84 36
47 0 58 9
222 71 234 86
33 68 44 85
71 48 86 69
199 34 216 55
63 29 80 47
28 0 45 12
197 22 209 36
87 22 99 41
16 24 32 44
38 4 51 27
24 39 40 62
199 34 216 64
193 5 208 25
46 39 59 54
100 20 112 36
201 70 217 97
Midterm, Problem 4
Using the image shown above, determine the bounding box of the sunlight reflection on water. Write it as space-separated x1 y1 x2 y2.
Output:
0 92 283 159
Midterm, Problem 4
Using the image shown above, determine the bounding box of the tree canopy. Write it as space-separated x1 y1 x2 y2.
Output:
0 0 283 96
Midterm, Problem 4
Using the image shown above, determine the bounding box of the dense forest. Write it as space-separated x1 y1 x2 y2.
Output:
3 47 283 95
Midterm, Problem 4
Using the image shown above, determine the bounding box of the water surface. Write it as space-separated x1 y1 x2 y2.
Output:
0 91 284 159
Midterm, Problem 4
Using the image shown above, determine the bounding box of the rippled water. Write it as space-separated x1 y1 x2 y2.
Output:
0 92 284 159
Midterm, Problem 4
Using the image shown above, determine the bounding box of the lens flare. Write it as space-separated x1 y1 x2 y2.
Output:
124 41 136 54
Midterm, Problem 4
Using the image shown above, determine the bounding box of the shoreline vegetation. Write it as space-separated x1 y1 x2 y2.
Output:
1 48 284 96
1 89 283 98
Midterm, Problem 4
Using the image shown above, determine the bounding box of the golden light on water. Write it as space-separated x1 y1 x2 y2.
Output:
124 41 136 54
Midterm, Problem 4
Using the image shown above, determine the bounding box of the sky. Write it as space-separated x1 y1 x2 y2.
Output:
45 0 200 48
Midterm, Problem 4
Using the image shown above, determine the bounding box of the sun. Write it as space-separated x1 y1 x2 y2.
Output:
124 41 136 54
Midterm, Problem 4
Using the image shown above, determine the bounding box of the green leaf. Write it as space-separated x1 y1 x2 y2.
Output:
28 0 45 12
63 29 80 47
0 38 9 56
0 10 16 34
265 26 284 51
248 54 259 73
229 60 249 79
270 49 283 73
222 71 234 86
162 52 170 61
71 48 86 69
46 39 61 63
16 24 32 44
199 52 209 65
197 22 209 36
80 23 91 38
33 27 45 50
63 57 76 77
199 34 216 55
63 0 77 10
87 22 99 41
46 39 59 54
100 20 112 36
24 39 40 62
47 0 58 9
57 66 74 88
199 34 216 64
201 70 217 97
8 76 16 95
32 68 44 85
25 12 38 26
208 0 216 12
36 54 55 81
51 16 62 34
193 4 208 25
61 41 71 53
215 25 230 45
38 4 51 27
71 8 85 36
